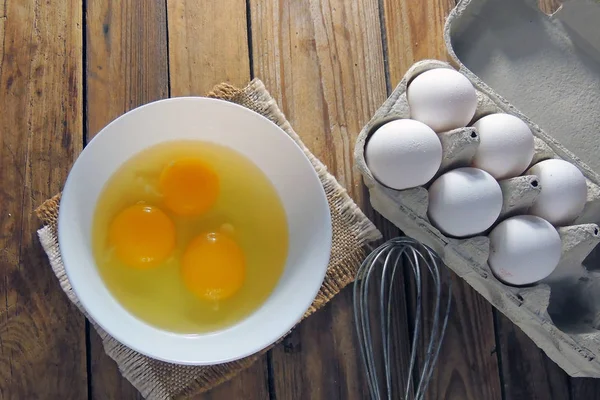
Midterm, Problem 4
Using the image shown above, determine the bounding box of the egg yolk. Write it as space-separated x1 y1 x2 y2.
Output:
159 158 219 216
108 204 175 268
181 232 246 301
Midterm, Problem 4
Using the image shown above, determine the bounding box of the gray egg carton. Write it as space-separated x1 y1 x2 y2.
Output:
354 0 600 377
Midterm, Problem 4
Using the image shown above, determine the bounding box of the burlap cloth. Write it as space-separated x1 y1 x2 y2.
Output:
35 79 382 399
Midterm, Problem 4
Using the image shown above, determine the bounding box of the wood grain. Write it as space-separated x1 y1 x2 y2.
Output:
382 0 455 87
249 0 388 398
411 275 502 400
192 359 270 400
496 312 571 400
166 1 270 398
85 0 169 140
382 2 504 399
90 326 144 399
167 0 250 96
250 0 387 207
570 378 600 400
268 289 373 400
85 1 169 398
0 0 87 398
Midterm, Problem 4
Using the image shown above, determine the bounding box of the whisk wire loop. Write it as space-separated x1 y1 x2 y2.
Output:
353 237 452 400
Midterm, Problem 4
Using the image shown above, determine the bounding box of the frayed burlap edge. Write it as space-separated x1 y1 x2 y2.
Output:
35 79 382 400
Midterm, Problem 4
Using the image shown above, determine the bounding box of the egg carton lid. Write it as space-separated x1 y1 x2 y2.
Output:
446 0 600 184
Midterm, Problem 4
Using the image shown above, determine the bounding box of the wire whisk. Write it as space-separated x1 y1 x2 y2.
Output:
353 237 452 400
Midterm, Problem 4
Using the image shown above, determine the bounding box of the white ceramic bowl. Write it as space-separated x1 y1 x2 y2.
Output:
58 97 332 365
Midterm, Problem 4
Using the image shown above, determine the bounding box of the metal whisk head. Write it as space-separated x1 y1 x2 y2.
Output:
353 237 452 400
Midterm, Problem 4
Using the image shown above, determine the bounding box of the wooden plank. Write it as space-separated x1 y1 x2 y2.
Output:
496 312 571 400
402 252 501 399
167 0 250 96
85 1 169 398
382 0 455 87
166 1 270 399
570 378 600 400
192 359 270 400
250 0 387 208
410 274 502 400
249 0 389 398
0 0 87 398
85 0 169 139
267 291 369 399
382 1 503 399
90 328 144 399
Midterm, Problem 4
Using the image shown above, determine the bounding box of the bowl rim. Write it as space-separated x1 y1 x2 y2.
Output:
58 96 332 365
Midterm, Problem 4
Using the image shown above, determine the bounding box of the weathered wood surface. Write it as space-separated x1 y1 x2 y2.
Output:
496 313 571 400
1 0 598 399
249 1 387 398
85 1 169 399
0 0 87 399
167 0 250 96
166 1 270 398
382 2 504 399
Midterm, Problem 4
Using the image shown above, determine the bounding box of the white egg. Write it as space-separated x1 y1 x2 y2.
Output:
428 167 503 237
526 159 587 226
365 119 442 190
472 113 534 179
407 68 478 132
488 215 561 286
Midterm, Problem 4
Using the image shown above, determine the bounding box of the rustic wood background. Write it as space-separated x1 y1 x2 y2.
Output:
2 0 599 399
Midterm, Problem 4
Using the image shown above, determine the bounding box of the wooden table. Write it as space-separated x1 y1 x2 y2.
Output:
2 0 600 399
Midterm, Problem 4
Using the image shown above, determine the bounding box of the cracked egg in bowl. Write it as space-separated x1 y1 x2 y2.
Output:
58 97 331 365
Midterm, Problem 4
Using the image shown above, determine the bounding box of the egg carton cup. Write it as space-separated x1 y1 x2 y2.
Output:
354 58 600 377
